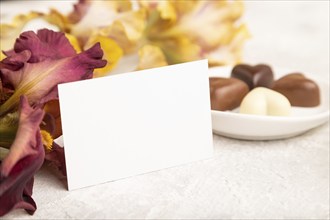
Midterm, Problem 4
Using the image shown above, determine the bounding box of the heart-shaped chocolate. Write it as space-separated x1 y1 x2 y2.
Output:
209 77 249 111
231 64 274 90
272 73 320 107
239 87 291 116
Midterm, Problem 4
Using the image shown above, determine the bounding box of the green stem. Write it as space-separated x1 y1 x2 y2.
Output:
0 90 20 117
0 147 10 160
0 113 19 149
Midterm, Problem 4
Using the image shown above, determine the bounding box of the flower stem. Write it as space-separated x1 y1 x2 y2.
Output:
0 112 19 149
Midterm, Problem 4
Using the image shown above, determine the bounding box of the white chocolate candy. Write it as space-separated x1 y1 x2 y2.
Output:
239 87 291 116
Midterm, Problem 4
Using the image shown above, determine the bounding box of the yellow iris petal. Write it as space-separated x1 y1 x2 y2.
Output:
70 0 132 40
44 8 72 33
137 45 168 70
0 52 6 61
170 0 198 15
0 12 42 52
65 33 82 53
98 9 146 54
155 36 201 64
85 35 123 77
139 1 177 21
207 24 250 66
141 0 248 65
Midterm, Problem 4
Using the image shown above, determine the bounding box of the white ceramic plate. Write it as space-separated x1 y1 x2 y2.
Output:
209 66 330 140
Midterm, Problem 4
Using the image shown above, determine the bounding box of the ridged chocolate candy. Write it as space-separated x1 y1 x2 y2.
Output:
231 64 274 90
272 73 320 107
209 77 249 111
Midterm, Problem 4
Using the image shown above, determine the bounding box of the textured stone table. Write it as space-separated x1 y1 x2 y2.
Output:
1 1 329 219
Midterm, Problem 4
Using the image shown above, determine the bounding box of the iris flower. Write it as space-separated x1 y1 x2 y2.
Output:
2 0 248 75
139 0 249 66
0 96 45 216
0 29 106 216
46 0 140 76
0 29 106 116
60 0 249 70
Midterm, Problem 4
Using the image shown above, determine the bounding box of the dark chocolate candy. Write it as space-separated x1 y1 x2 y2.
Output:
272 73 320 107
209 77 249 111
231 64 274 90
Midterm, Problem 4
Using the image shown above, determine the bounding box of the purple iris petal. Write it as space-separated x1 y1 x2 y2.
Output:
0 96 45 216
0 29 106 116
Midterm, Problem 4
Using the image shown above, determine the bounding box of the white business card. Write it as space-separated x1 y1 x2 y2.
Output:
58 60 213 190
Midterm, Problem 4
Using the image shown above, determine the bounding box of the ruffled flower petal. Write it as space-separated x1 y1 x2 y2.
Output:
98 9 146 54
69 0 132 42
0 53 5 61
140 0 249 65
13 29 76 62
138 0 177 22
0 12 43 52
206 24 250 66
45 142 66 177
42 100 65 176
44 9 72 33
0 96 45 216
170 1 198 16
85 35 123 77
162 0 245 49
137 45 168 70
155 36 202 64
65 33 82 53
67 0 92 24
0 29 107 116
0 50 30 72
43 100 62 139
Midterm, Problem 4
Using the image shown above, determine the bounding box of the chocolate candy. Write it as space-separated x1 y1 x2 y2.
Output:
272 73 320 107
239 87 291 116
231 64 274 90
210 77 249 111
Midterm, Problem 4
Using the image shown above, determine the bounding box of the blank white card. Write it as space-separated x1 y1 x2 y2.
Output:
59 60 213 190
